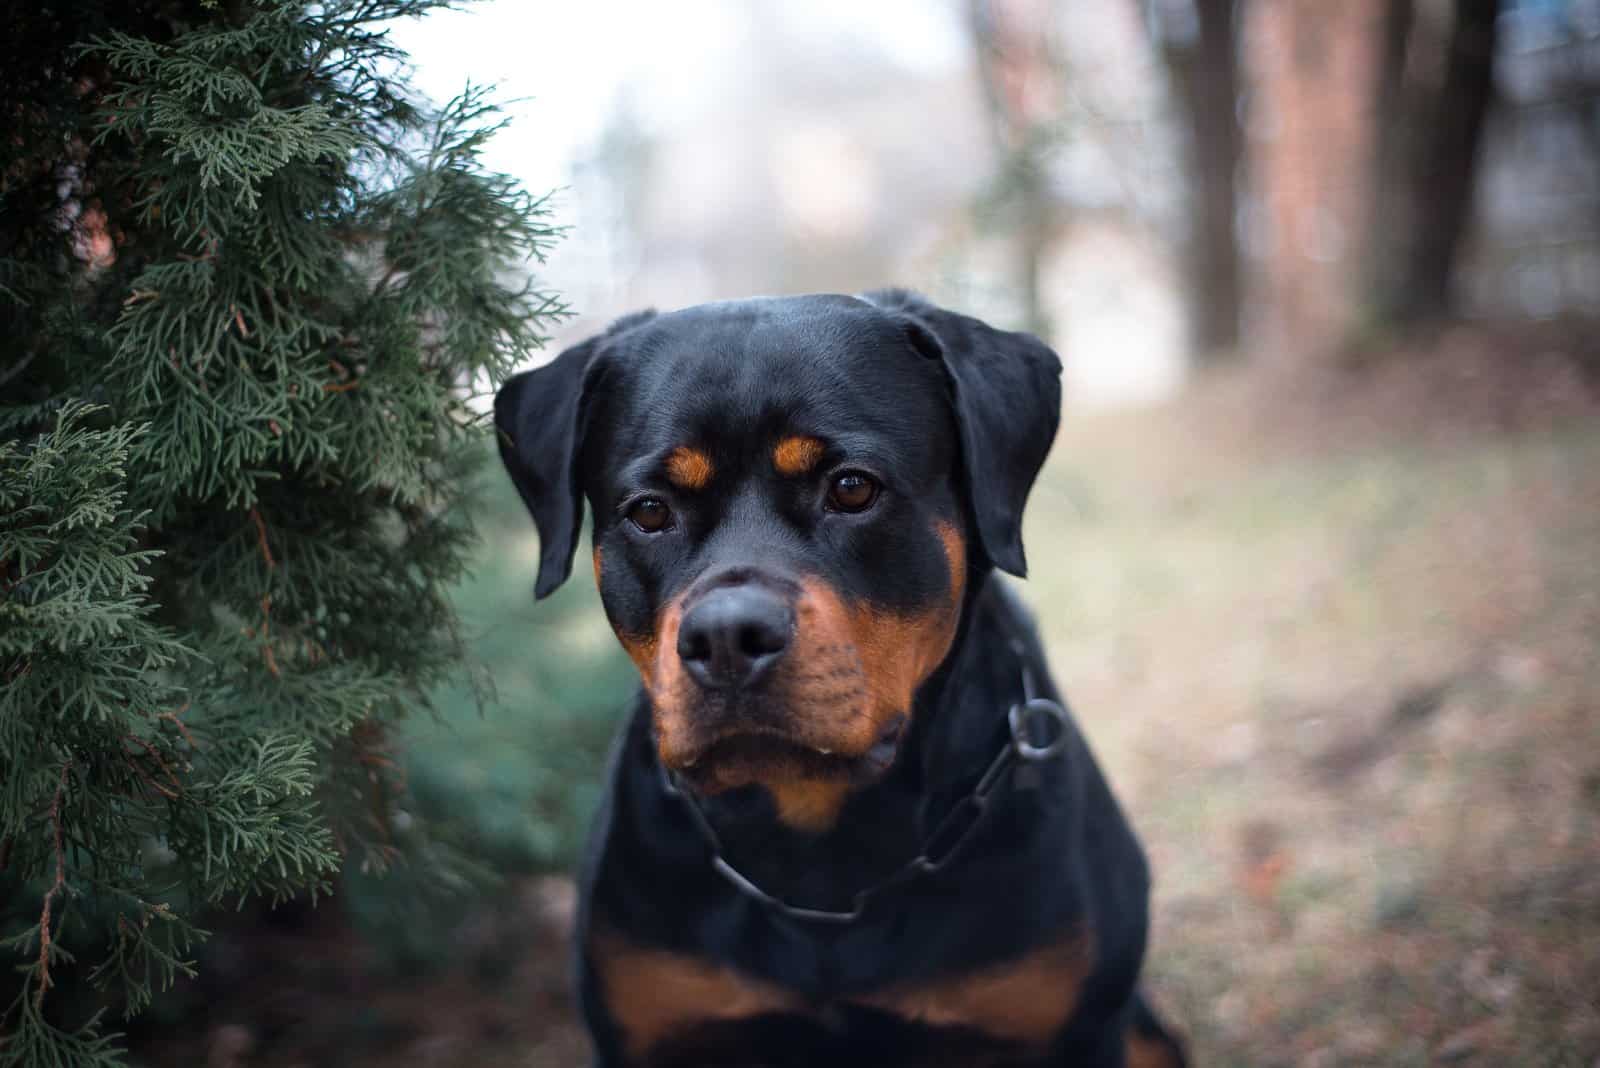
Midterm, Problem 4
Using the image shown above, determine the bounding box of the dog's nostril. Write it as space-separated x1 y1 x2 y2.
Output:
738 621 787 660
679 628 713 664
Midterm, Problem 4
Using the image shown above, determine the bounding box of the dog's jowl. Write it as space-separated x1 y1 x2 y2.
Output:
496 291 1188 1067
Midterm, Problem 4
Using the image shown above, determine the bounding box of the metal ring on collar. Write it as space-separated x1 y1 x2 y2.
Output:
1009 697 1070 761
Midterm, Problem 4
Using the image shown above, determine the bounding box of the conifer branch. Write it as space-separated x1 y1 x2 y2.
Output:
35 762 71 1010
4 4 568 1057
248 508 275 568
157 702 197 750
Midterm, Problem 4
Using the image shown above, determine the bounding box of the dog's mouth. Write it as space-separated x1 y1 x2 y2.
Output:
668 719 906 793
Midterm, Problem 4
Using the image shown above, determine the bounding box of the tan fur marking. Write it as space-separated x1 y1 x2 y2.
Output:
1126 1030 1185 1068
591 546 602 588
772 435 825 477
746 519 965 831
843 519 966 729
665 446 714 491
767 780 854 833
590 926 798 1059
637 597 703 770
935 520 968 614
850 930 1093 1046
616 521 968 834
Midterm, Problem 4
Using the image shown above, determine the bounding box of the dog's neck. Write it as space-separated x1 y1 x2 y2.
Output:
689 570 1030 912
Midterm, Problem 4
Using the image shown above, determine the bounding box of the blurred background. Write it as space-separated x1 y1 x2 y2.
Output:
130 1 1599 1064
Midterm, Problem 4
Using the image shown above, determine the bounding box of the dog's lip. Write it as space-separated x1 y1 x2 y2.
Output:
863 717 905 771
678 727 857 768
673 717 908 774
671 733 861 793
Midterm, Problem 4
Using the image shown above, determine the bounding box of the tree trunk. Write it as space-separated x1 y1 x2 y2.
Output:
1365 0 1417 315
1394 0 1503 322
1162 0 1244 361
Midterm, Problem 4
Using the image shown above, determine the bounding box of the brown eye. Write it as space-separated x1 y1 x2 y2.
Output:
627 497 672 533
826 471 879 513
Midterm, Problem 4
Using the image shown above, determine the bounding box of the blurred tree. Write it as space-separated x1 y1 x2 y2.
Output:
1365 0 1505 324
1366 0 1422 315
0 2 563 1064
967 0 1063 338
1146 0 1245 361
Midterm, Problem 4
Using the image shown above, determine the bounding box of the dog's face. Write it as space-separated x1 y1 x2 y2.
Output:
496 292 1060 831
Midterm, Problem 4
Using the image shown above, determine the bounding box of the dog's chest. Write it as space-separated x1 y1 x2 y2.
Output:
589 925 1092 1066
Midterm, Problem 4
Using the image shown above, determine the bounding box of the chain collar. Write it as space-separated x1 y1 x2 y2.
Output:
659 647 1071 925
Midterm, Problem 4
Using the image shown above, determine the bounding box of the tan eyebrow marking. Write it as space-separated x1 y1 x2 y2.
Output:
772 435 825 477
665 446 714 491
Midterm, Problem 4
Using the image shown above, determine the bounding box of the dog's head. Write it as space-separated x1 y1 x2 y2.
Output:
496 291 1060 830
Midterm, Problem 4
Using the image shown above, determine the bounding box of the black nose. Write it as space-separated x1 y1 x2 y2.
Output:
676 583 794 690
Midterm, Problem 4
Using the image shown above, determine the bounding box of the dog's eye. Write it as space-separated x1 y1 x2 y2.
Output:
826 472 879 513
627 497 673 533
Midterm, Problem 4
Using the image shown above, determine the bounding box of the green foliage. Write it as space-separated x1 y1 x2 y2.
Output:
339 446 636 969
0 3 567 1063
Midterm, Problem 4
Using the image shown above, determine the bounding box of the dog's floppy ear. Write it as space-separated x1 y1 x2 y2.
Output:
863 289 1062 577
494 311 655 599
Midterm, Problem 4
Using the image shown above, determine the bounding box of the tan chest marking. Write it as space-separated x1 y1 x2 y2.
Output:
591 928 800 1058
848 930 1094 1047
594 925 1093 1057
1126 1027 1186 1068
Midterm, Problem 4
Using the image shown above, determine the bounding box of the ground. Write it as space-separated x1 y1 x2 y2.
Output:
130 326 1600 1067
1038 328 1600 1067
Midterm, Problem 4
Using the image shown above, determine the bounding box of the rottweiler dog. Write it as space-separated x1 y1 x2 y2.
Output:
495 291 1186 1067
